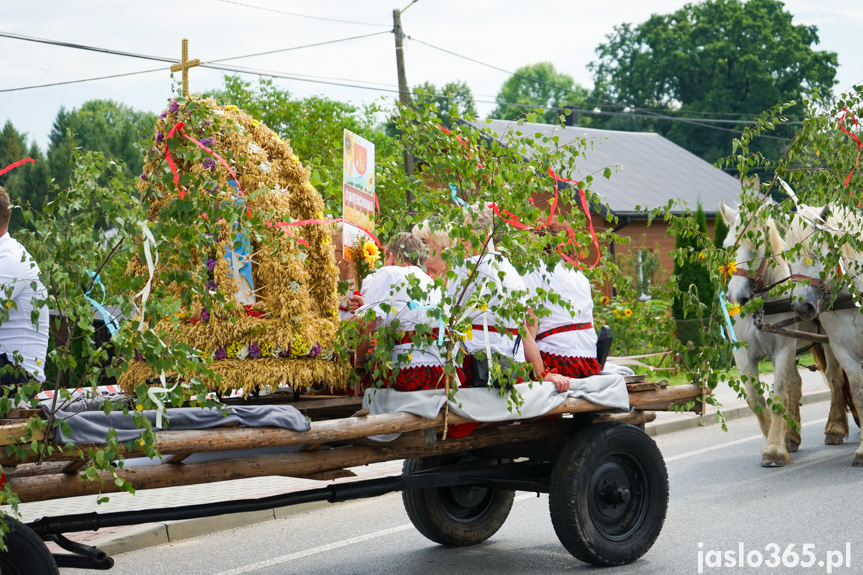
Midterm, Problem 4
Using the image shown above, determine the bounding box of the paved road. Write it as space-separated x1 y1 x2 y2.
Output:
65 401 861 575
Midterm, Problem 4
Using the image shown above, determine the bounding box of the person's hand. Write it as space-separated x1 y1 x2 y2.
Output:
543 372 571 393
348 291 364 312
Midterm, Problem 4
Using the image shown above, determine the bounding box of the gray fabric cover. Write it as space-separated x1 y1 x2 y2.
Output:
362 371 631 442
43 400 310 444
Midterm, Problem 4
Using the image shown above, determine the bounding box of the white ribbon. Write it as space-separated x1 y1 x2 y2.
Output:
133 221 159 333
147 371 178 429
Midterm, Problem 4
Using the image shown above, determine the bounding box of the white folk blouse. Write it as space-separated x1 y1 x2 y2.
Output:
359 265 443 369
523 261 598 359
0 232 49 381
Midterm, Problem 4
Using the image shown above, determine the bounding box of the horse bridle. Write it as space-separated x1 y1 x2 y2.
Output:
733 256 823 296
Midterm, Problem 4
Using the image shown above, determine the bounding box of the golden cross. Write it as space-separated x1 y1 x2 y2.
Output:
170 38 201 98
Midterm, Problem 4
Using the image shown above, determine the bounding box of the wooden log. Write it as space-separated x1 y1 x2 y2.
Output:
0 421 45 446
9 418 573 502
627 382 660 392
1 384 704 467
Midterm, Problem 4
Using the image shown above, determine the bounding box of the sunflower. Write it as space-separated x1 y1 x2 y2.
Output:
728 306 740 316
599 295 610 305
624 308 633 317
363 241 380 266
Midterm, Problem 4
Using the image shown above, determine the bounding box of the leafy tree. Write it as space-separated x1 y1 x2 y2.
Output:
672 203 713 320
589 0 838 162
413 81 477 125
713 210 730 249
491 62 589 124
47 100 157 190
0 121 50 230
210 76 408 221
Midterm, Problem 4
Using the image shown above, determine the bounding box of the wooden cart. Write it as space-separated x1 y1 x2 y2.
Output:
0 380 704 574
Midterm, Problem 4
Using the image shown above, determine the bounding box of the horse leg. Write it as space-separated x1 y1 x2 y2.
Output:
819 335 863 466
761 348 798 467
814 344 850 445
735 351 770 437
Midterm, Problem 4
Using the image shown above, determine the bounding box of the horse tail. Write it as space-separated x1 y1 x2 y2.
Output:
843 371 861 428
811 343 827 372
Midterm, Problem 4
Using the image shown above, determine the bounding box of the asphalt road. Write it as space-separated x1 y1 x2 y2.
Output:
65 401 862 575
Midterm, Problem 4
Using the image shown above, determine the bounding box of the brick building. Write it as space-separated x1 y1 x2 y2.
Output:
477 120 743 286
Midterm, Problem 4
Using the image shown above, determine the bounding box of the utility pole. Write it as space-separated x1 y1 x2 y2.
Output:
393 7 415 209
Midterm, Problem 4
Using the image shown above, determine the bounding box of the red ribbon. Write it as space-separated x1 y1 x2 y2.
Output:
437 127 600 270
839 108 862 188
163 122 252 218
0 157 35 178
271 217 382 248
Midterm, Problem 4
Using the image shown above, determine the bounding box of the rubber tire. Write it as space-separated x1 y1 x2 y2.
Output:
402 456 515 546
0 516 59 575
549 422 668 567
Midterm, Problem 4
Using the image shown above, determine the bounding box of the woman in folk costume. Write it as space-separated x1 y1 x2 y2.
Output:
523 256 602 379
354 233 446 391
413 209 570 392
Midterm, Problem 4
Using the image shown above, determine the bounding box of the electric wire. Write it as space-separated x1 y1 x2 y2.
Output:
214 0 390 27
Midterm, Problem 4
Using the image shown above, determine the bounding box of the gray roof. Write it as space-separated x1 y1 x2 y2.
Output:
475 119 743 217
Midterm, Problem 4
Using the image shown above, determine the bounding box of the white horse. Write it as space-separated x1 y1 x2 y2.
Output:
779 205 863 466
720 201 851 466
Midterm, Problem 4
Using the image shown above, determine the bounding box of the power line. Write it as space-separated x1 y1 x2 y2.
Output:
0 30 391 93
214 0 391 28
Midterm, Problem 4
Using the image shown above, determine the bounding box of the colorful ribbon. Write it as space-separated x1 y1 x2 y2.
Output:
407 300 447 346
133 221 159 332
84 270 119 336
163 122 252 218
0 158 35 178
437 126 600 270
718 291 738 344
272 217 382 247
839 108 862 188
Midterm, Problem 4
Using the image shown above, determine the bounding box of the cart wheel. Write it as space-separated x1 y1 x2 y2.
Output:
402 455 515 546
549 422 668 566
0 516 59 575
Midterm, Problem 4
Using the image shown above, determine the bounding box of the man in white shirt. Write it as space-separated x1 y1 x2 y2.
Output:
0 187 49 386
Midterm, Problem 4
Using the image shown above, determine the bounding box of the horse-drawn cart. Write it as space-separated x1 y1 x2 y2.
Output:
0 380 702 574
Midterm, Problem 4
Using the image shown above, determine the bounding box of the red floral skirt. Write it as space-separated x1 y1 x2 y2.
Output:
359 365 463 392
540 352 602 379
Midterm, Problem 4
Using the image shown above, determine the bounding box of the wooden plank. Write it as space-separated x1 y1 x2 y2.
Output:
623 374 648 383
60 460 87 475
293 469 357 481
162 452 194 464
0 421 45 446
6 409 41 420
1 384 704 466
627 381 660 392
9 418 574 502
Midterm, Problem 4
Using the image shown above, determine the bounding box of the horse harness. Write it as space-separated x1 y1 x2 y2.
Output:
734 255 858 344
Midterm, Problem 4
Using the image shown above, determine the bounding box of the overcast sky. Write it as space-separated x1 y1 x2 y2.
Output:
2 0 861 150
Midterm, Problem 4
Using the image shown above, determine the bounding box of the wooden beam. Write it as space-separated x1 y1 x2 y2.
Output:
9 419 573 502
1 384 703 467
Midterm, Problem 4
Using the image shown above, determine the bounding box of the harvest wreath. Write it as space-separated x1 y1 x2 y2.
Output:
119 95 344 396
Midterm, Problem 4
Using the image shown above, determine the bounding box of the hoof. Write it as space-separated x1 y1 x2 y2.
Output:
761 446 792 467
785 438 800 453
853 455 863 467
761 457 787 468
825 434 845 445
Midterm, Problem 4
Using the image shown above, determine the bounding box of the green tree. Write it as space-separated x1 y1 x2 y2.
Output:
672 203 713 320
713 210 730 249
210 76 408 220
491 62 589 124
0 121 51 230
589 0 838 162
413 81 477 125
47 100 157 190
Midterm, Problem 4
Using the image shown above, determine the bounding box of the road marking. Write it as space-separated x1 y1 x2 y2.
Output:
212 524 415 575
664 417 827 463
213 494 537 574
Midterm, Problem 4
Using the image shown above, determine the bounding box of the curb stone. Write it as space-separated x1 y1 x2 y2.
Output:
72 390 834 556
